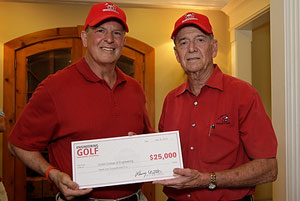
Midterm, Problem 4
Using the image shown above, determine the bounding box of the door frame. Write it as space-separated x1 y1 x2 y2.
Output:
3 26 155 201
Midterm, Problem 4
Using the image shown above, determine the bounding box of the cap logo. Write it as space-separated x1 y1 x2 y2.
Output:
182 13 198 23
102 3 119 14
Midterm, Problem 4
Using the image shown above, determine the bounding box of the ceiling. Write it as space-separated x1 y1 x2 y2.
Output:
6 0 231 9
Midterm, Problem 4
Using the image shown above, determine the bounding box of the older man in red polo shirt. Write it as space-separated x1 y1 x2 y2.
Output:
8 2 152 201
154 12 278 201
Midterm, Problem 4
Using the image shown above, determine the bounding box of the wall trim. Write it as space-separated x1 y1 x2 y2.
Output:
285 0 300 200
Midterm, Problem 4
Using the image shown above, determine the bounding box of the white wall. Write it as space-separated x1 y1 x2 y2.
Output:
270 0 286 200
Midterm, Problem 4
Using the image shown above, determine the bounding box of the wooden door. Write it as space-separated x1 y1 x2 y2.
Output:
120 47 144 87
3 26 155 201
15 38 82 200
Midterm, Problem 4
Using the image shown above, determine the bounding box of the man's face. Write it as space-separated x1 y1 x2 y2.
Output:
81 20 126 65
174 26 218 74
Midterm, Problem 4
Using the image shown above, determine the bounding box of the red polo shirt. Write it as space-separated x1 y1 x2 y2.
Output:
159 65 277 201
9 58 153 199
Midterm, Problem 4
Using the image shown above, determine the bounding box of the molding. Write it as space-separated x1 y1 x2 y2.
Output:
4 0 228 10
222 0 246 15
227 5 270 32
285 0 300 200
223 0 270 32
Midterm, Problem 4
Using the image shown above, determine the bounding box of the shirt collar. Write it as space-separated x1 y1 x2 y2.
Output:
76 58 127 85
206 64 224 91
176 64 224 96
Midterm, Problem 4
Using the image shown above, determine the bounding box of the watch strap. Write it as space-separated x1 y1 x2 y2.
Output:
208 172 217 190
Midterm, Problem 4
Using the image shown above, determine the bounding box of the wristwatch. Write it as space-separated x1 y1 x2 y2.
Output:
208 172 217 190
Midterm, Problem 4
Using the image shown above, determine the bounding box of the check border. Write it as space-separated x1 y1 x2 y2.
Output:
71 131 183 188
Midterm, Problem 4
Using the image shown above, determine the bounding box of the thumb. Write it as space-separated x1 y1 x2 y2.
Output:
173 168 186 175
63 179 79 190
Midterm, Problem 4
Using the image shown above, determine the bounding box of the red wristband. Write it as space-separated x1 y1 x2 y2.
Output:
45 166 56 184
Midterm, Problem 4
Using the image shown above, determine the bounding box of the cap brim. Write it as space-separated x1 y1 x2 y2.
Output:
171 22 212 39
87 15 129 32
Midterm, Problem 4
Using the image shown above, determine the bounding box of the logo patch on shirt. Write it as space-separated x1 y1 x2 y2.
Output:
216 114 230 125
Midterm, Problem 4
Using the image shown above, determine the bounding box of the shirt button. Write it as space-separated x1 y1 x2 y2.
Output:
190 146 194 150
187 194 191 198
192 123 196 127
193 101 198 106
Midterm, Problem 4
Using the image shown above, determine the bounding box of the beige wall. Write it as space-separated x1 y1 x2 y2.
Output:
0 2 230 200
251 23 272 200
270 0 286 200
252 23 271 117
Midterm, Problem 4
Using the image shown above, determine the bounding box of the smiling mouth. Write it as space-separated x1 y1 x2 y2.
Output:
101 47 115 51
187 57 200 61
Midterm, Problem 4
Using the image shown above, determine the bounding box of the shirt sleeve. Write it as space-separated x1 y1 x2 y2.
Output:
238 89 277 159
158 97 168 132
8 82 59 151
142 105 155 134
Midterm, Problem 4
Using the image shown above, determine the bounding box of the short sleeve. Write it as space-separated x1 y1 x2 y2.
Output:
238 90 277 159
8 82 59 151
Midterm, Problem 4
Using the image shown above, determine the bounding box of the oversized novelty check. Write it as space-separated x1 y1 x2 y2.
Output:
71 131 183 189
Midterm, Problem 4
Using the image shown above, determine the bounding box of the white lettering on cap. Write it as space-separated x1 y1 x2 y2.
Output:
102 3 119 14
182 13 198 23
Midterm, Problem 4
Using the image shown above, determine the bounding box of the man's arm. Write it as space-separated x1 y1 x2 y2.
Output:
153 158 277 189
8 142 92 200
215 158 277 188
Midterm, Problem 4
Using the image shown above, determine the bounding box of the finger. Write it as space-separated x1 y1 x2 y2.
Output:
128 132 136 136
152 180 166 185
63 188 93 200
153 178 180 185
173 168 189 175
153 180 170 185
71 188 93 196
166 185 183 189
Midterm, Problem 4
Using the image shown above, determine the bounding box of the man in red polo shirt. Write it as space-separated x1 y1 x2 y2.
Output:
154 12 278 201
8 2 153 201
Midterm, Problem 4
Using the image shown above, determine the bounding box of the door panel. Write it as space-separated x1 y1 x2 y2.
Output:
16 39 74 118
121 46 144 87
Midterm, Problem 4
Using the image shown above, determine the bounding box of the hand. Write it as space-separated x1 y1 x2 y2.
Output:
153 168 209 189
49 169 93 200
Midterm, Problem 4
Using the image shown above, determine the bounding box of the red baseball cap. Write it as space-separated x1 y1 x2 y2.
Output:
84 2 129 32
171 12 213 39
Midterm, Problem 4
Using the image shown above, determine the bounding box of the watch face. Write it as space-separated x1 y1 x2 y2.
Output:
208 182 216 190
